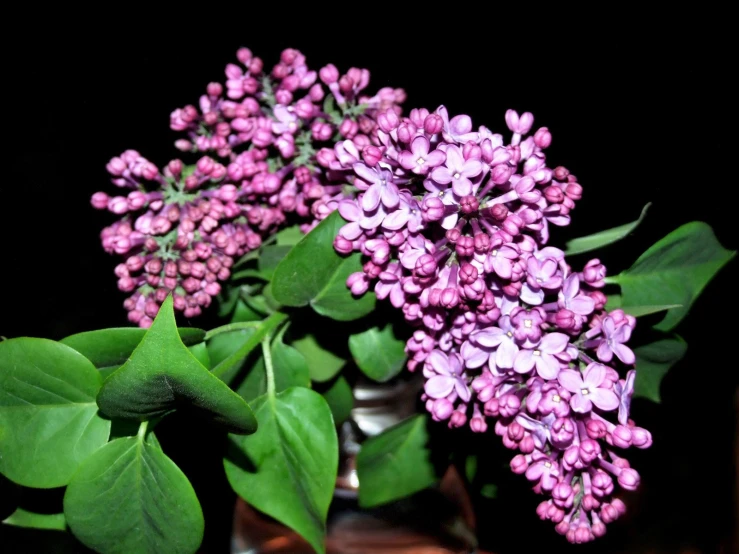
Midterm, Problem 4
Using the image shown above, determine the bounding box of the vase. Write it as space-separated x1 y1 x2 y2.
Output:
230 375 481 554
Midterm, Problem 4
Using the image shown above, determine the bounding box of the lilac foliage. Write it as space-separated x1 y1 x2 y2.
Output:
332 105 652 543
92 48 404 326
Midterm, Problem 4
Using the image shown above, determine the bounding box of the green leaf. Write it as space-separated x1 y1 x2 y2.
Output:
275 225 304 246
320 376 353 426
291 334 346 383
96 296 257 434
258 245 292 279
3 508 66 531
231 299 263 323
565 203 651 255
60 327 205 373
187 342 211 369
356 415 437 507
603 295 683 317
236 326 311 402
271 211 376 321
207 329 257 383
0 338 111 488
64 434 204 554
633 337 687 402
613 222 735 331
224 387 338 554
348 325 407 383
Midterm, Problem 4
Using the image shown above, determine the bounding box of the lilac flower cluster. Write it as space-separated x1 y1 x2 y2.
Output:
92 47 404 326
332 106 651 542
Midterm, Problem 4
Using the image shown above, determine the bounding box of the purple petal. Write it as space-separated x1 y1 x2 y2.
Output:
612 343 636 365
426 150 447 167
430 167 453 184
495 338 518 369
454 379 471 402
514 349 535 374
570 394 592 413
441 212 458 230
426 351 450 375
461 159 482 178
535 354 561 380
389 284 405 308
525 463 544 481
380 182 400 209
353 162 378 184
613 324 632 344
520 284 544 305
425 375 454 398
562 274 579 299
362 184 381 211
570 295 595 315
461 342 488 369
382 209 409 230
540 332 569 354
338 199 361 222
411 135 430 156
590 388 619 411
339 222 362 240
359 209 384 230
557 369 583 393
583 363 607 388
473 327 505 348
596 341 614 363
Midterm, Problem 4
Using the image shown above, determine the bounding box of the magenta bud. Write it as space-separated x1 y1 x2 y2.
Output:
630 426 652 448
579 439 601 464
611 425 633 449
552 482 573 506
490 163 513 185
421 195 445 222
534 127 552 148
617 468 640 491
362 145 383 167
555 308 576 330
91 192 109 209
458 263 478 284
333 235 354 255
543 185 565 204
423 113 443 135
107 196 128 214
510 454 528 474
585 418 607 439
555 521 570 536
459 195 479 214
414 254 437 278
319 63 339 84
582 493 600 511
565 182 583 200
439 287 459 309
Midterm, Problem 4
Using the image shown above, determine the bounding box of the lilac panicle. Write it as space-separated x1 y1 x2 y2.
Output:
93 47 404 326
330 105 652 542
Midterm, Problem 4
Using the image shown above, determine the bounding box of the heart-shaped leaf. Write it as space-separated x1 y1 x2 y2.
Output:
60 327 205 373
64 433 204 554
603 295 683 318
271 211 376 321
611 222 735 331
565 203 650 255
633 336 687 402
319 376 353 427
0 338 111 488
349 325 407 383
96 296 257 434
275 225 304 246
236 325 311 402
291 334 346 383
258 245 292 279
224 387 337 554
207 329 257 384
356 415 437 507
3 508 66 531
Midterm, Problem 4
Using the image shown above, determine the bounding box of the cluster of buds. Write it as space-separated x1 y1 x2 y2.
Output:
332 106 651 542
93 47 404 326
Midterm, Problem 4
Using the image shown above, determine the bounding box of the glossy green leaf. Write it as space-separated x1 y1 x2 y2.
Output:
633 337 687 402
612 222 735 331
602 295 683 318
231 299 263 323
348 325 407 383
291 334 346 383
236 326 311 402
3 508 66 530
225 387 338 554
96 296 257 434
64 434 204 554
271 211 376 321
258 245 292 279
275 225 304 246
356 415 437 507
0 338 111 488
565 203 651 255
61 327 205 373
187 342 210 369
319 376 353 427
207 329 257 384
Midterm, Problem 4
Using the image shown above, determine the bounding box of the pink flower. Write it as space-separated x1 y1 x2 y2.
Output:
399 136 446 175
558 363 619 413
429 145 482 197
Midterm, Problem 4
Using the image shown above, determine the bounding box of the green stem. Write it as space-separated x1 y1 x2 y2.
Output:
137 420 149 442
210 312 289 380
604 275 620 285
205 321 262 341
262 336 276 398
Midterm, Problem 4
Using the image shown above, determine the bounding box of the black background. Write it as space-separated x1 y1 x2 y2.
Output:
3 14 736 554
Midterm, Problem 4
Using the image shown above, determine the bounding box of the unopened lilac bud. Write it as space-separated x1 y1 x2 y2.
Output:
459 195 479 214
362 145 383 167
421 196 445 222
347 272 369 295
543 185 565 204
552 482 573 508
448 409 467 429
630 426 652 448
423 113 443 135
91 192 110 209
507 421 524 441
617 468 640 490
582 258 607 287
458 263 478 284
440 287 460 309
582 493 600 511
565 182 583 200
510 454 528 474
108 196 129 214
589 290 608 310
414 254 437 278
118 276 136 292
555 308 576 330
455 236 474 257
579 439 601 464
534 127 552 148
319 64 339 84
611 425 633 449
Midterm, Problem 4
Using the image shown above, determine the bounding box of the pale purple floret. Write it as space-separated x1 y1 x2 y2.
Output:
558 363 620 413
423 350 471 402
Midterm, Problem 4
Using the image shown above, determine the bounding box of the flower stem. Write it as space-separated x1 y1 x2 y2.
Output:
205 321 262 340
262 336 276 398
137 420 149 442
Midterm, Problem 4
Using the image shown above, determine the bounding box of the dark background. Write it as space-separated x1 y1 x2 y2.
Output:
3 15 736 554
